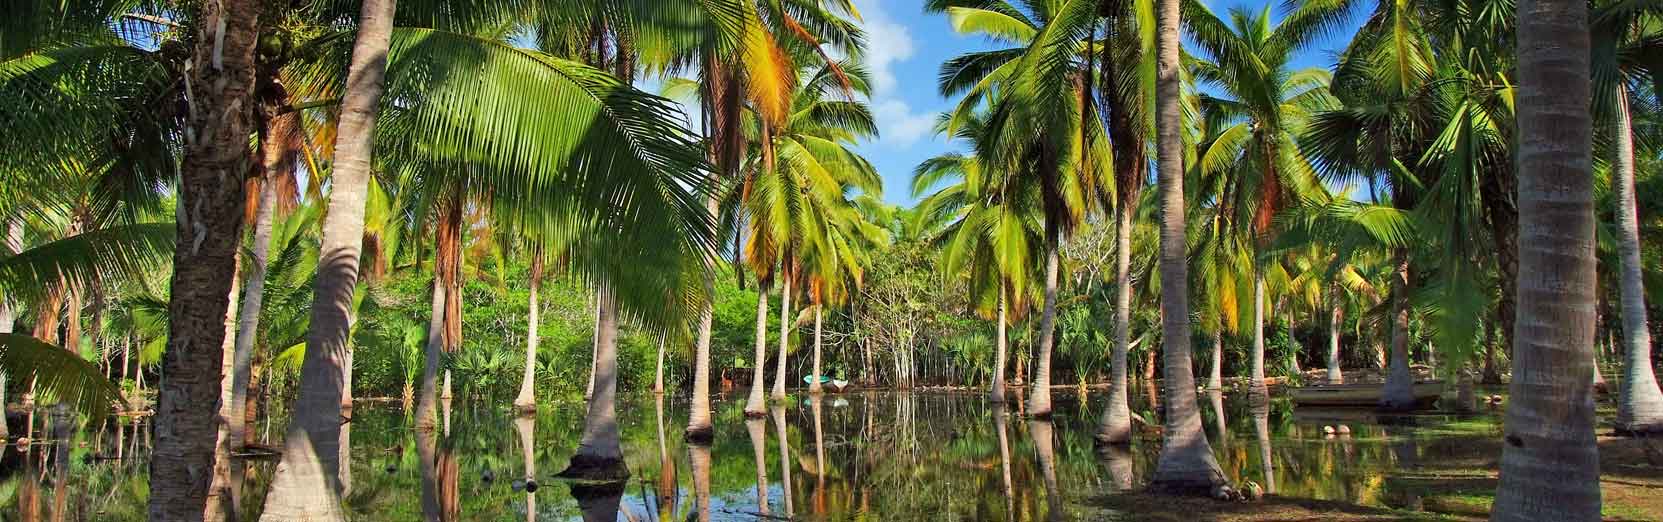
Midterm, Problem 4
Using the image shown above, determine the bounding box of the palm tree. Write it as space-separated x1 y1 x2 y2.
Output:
1148 0 1225 493
1490 0 1601 516
266 1 723 510
260 1 396 517
1187 2 1339 395
513 243 546 413
914 111 1043 405
928 0 1107 417
1592 6 1663 434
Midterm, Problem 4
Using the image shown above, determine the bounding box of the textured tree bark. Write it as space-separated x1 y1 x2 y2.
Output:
810 305 824 394
1149 0 1225 489
559 287 628 481
1328 296 1344 384
229 143 279 453
258 0 395 519
514 248 542 412
1028 246 1060 417
1611 84 1663 434
772 273 793 401
1379 251 1417 411
686 198 720 442
745 285 771 417
1250 273 1267 395
1098 201 1135 444
1209 330 1224 389
1491 0 1602 515
148 0 261 519
990 288 1008 404
414 281 446 431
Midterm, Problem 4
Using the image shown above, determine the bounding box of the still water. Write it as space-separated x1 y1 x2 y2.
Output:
0 389 1506 520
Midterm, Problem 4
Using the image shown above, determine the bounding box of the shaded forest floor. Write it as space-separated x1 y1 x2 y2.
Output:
1089 434 1663 521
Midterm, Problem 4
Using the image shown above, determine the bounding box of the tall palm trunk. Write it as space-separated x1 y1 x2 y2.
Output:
514 248 543 412
653 337 667 395
810 305 824 394
745 285 771 416
229 142 281 451
1149 0 1225 490
149 0 261 518
259 0 395 518
1028 245 1060 417
1379 251 1416 410
1491 0 1601 515
690 52 740 442
1612 85 1663 434
990 287 1009 403
415 279 447 430
585 296 598 401
1327 295 1343 384
685 222 718 437
1097 202 1135 444
1250 272 1267 394
1208 330 1223 389
772 272 793 401
559 286 628 481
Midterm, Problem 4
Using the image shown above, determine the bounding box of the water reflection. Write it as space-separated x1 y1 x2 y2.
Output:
0 390 1518 521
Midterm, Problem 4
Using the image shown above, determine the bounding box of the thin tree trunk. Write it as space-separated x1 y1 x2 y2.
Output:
514 248 542 412
558 286 627 481
686 216 719 436
1028 245 1060 417
1150 0 1225 489
1251 272 1267 394
415 280 447 430
1491 0 1601 515
149 0 261 518
810 305 824 394
586 294 598 401
745 285 770 416
1328 294 1343 384
1098 202 1135 444
230 162 278 452
258 0 394 519
1380 251 1416 411
991 288 1008 404
654 336 666 395
1209 330 1223 390
773 272 793 401
1612 84 1663 434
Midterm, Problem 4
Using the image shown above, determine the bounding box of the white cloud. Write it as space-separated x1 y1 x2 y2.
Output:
851 0 936 148
873 99 936 147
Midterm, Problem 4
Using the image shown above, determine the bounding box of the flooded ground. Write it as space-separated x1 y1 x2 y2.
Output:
1 388 1659 521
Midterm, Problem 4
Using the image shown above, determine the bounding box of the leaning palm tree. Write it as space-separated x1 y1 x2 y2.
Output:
1148 0 1225 494
1490 0 1602 516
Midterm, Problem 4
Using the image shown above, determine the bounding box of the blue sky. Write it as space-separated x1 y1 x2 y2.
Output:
848 0 1370 205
